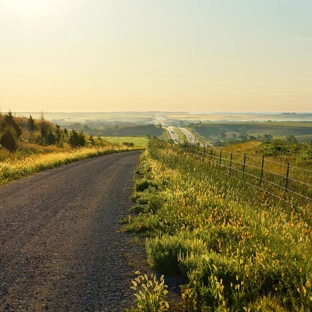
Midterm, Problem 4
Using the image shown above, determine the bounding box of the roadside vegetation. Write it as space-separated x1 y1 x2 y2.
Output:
126 138 312 311
0 111 142 185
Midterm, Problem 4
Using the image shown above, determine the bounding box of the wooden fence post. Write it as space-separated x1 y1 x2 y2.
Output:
219 148 222 167
229 152 233 175
242 153 246 180
260 155 264 185
284 162 290 196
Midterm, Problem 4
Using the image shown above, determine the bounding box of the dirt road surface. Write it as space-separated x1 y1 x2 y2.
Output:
0 151 142 311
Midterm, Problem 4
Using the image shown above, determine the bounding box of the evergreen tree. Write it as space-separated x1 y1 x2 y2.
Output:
1 111 22 138
46 130 56 145
0 126 18 152
27 115 36 132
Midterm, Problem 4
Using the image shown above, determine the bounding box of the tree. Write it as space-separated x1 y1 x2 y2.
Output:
46 130 56 145
69 130 86 147
286 135 298 144
0 126 18 152
239 134 248 142
238 126 247 136
40 122 48 140
1 111 22 138
218 131 227 141
263 134 273 142
27 115 36 132
55 124 61 142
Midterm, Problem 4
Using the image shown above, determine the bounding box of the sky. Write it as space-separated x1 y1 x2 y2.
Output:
0 0 312 113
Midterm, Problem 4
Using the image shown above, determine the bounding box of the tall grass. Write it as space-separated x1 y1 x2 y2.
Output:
0 145 138 185
126 138 312 311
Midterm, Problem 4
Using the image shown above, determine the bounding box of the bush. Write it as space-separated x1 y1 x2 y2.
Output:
135 179 159 192
69 129 86 147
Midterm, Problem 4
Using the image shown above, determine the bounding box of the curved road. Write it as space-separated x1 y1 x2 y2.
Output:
179 128 196 144
0 151 141 311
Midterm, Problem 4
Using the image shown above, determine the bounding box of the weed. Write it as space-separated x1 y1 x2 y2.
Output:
128 272 169 312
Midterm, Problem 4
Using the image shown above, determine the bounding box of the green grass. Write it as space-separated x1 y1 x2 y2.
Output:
101 136 149 147
125 138 312 311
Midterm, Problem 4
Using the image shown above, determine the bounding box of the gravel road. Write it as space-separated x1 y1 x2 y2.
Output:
0 151 145 311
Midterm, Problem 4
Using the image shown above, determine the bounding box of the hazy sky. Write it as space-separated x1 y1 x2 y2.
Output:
1 0 312 112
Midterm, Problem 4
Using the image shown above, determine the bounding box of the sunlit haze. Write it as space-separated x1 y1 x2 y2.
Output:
1 0 311 112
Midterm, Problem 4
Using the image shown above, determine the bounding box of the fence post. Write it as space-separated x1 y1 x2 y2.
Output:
203 146 206 158
210 148 213 162
242 153 246 180
260 155 264 185
229 152 233 175
219 148 222 168
284 162 290 196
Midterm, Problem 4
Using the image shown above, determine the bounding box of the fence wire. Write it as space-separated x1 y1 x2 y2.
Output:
185 143 312 207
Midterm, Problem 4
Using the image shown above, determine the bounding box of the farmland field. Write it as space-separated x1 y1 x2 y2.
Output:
101 136 149 147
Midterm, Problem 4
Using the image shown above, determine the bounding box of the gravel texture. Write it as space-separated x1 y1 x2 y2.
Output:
0 151 150 311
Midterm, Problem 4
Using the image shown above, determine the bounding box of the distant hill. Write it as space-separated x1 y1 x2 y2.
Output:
192 121 312 142
100 124 165 137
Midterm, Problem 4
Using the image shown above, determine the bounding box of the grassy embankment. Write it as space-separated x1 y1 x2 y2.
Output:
0 144 139 185
0 114 144 185
125 138 312 311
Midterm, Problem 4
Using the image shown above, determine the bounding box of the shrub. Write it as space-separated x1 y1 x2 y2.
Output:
135 179 158 192
69 129 86 147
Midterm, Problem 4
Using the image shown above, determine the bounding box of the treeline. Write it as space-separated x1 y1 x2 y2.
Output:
0 111 94 153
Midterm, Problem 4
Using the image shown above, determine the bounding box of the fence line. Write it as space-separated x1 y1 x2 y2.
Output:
184 142 312 207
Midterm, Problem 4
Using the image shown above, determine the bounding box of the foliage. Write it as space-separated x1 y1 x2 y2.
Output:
0 126 18 152
1 111 22 138
69 129 86 147
128 272 169 312
258 139 312 164
125 138 312 311
27 115 36 132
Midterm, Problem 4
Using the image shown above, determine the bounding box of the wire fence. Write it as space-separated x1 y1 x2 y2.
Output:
184 142 312 207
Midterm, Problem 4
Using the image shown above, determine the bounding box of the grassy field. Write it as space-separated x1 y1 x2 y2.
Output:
101 136 149 147
99 124 165 137
125 138 312 311
191 121 312 143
